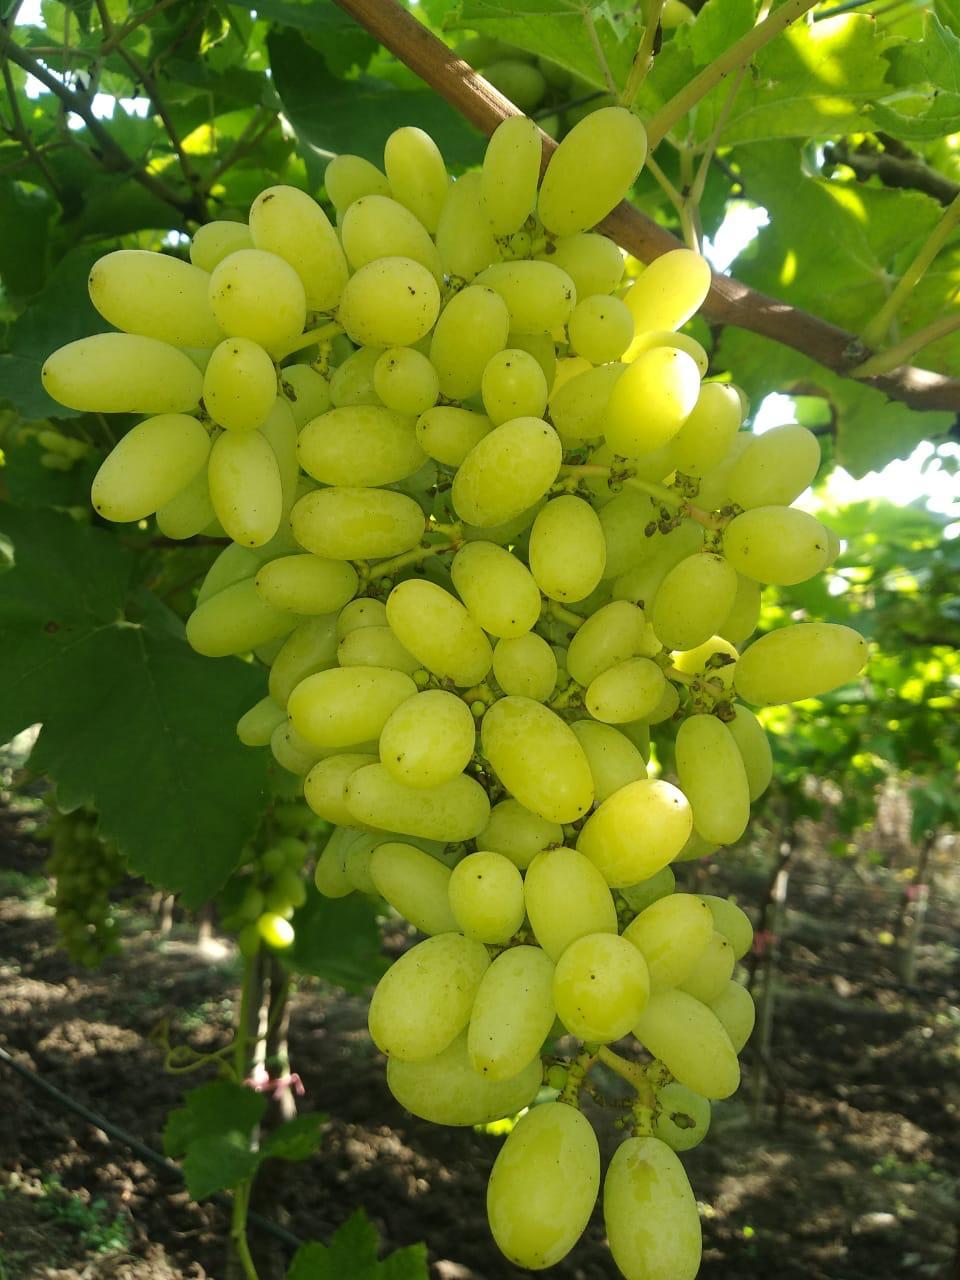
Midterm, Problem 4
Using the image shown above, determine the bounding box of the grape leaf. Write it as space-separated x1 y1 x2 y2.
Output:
872 12 960 140
251 0 378 74
3 436 102 510
0 505 269 903
0 180 54 299
268 29 482 184
688 0 757 70
287 882 388 992
286 1211 428 1280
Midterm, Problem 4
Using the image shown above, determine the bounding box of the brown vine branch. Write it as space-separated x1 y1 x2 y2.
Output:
825 139 960 208
332 0 960 414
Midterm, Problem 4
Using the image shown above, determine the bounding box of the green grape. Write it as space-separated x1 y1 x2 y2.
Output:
386 579 493 687
255 554 357 616
538 232 624 299
346 764 491 841
552 363 627 448
291 486 425 560
675 714 750 846
156 467 215 540
298 405 425 487
451 541 542 638
723 506 830 585
329 345 383 408
338 625 421 675
435 171 501 281
623 248 712 346
678 931 735 1003
633 990 739 1099
538 106 647 236
416 406 493 466
208 428 283 548
429 285 511 400
343 842 378 894
91 414 209 523
448 851 525 944
622 893 713 992
694 431 752 510
529 496 606 603
481 349 549 425
190 220 253 271
269 614 339 707
567 295 634 364
605 347 701 456
462 503 544 546
324 153 391 217
337 597 388 638
270 720 327 776
281 363 332 427
481 696 593 824
651 552 739 652
379 689 477 788
570 720 646 802
652 1082 711 1152
203 337 277 433
485 58 547 109
368 932 490 1061
725 703 773 801
727 423 821 509
46 809 125 966
669 382 743 476
585 656 665 724
259 397 300 517
257 911 295 949
523 847 617 961
671 634 738 691
604 1136 702 1280
700 895 753 959
577 778 691 886
249 184 348 310
238 922 261 957
609 517 703 597
492 633 557 701
718 575 761 646
42 334 202 414
477 799 563 870
338 257 441 348
197 543 260 604
315 827 375 898
734 622 868 705
480 115 541 235
566 601 660 687
372 347 439 416
708 979 755 1052
452 417 562 527
208 248 306 356
468 946 555 1080
474 261 577 334
387 1030 541 1126
267 866 307 911
507 331 557 392
619 865 675 916
369 841 458 935
237 695 287 747
303 752 379 824
486 1102 600 1270
628 330 710 378
553 932 649 1042
340 194 443 279
186 579 298 657
88 250 223 348
288 666 416 748
383 125 449 233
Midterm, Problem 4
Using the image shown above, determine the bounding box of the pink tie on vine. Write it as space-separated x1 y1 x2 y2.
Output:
245 1064 305 1097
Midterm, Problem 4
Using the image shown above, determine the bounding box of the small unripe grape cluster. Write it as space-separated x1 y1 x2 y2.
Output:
43 806 125 967
42 104 868 1280
220 796 314 955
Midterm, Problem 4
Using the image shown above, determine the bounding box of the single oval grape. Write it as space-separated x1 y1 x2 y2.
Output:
481 696 594 824
604 1136 702 1280
734 623 868 705
538 106 648 236
553 932 650 1042
448 850 526 944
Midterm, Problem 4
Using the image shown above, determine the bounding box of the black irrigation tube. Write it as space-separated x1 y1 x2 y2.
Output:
0 1043 303 1253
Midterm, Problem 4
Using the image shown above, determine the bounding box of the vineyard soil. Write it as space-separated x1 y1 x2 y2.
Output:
0 810 956 1280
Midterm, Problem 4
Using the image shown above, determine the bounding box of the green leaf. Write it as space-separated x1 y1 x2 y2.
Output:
0 180 54 298
164 1082 267 1200
252 0 378 74
450 0 640 90
261 1113 327 1162
287 1211 428 1280
287 881 387 993
0 247 106 419
0 505 269 902
268 29 483 184
872 14 960 139
3 436 102 511
688 0 757 70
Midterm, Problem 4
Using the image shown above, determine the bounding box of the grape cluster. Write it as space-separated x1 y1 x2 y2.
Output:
43 806 125 967
42 105 868 1280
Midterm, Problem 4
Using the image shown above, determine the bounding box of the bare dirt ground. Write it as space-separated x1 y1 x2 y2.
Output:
1 807 957 1280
